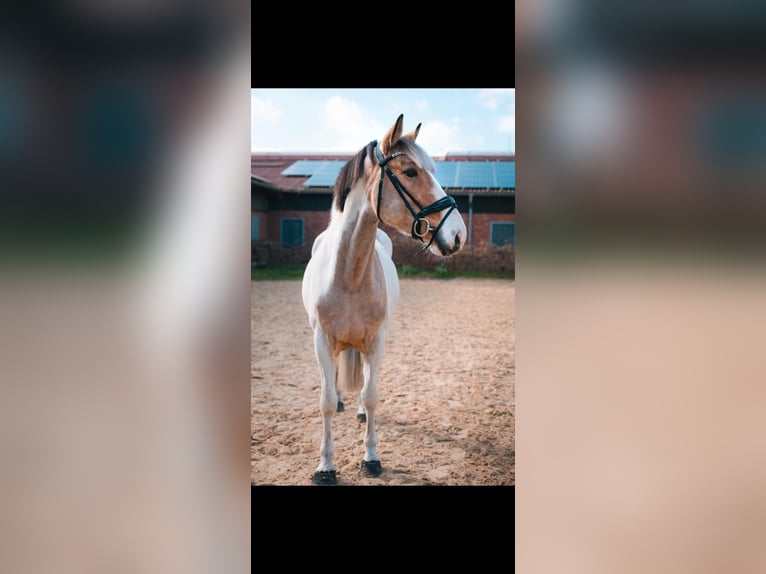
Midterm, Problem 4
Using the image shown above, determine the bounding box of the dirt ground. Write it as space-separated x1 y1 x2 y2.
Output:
251 278 515 486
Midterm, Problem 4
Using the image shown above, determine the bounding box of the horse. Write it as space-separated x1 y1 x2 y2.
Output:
301 114 467 485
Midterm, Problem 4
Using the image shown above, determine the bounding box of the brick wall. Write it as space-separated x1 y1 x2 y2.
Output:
254 209 514 248
470 213 515 246
262 210 329 245
251 210 269 242
251 210 329 267
386 229 514 275
252 209 514 274
384 213 516 248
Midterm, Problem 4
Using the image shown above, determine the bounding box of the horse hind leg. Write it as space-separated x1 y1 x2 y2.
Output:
313 329 338 485
359 337 384 477
335 375 345 413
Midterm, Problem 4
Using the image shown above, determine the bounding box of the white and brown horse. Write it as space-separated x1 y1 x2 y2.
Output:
301 114 466 484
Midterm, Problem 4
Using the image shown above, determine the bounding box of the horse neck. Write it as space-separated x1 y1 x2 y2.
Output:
330 181 379 290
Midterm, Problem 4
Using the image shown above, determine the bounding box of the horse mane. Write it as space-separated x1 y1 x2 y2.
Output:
332 137 435 213
333 141 376 213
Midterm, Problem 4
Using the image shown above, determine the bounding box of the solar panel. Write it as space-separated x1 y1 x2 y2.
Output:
281 160 325 176
456 162 496 188
304 173 337 187
282 158 515 189
494 162 515 188
434 162 457 187
303 161 346 187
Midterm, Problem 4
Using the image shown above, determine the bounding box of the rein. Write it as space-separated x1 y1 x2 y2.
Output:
374 142 457 249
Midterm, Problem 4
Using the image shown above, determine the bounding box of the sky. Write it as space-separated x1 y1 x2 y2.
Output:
250 89 515 156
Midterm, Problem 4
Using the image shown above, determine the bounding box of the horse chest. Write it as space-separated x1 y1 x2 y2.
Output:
315 287 387 355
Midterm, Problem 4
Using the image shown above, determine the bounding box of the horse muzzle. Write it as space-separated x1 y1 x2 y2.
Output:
434 226 464 256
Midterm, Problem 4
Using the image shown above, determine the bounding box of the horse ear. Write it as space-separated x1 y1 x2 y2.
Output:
381 114 404 155
403 122 421 142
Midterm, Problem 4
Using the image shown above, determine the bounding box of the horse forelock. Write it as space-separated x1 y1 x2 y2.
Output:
333 141 376 213
393 137 435 173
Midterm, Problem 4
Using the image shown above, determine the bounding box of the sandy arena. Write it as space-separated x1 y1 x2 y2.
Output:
251 278 515 486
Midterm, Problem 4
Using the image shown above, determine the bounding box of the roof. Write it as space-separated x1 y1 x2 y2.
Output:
250 174 281 192
251 153 515 195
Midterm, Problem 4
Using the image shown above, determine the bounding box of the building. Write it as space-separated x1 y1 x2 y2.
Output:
251 152 515 266
250 154 516 269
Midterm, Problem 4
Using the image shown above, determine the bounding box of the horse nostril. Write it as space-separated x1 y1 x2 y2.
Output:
445 236 461 255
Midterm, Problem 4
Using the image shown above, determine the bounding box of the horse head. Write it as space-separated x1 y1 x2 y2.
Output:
373 114 467 257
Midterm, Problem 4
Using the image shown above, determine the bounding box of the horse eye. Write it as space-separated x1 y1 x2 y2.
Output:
403 168 418 178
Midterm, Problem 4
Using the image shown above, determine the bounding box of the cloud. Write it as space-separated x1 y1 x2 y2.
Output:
497 115 515 134
250 96 282 123
416 120 462 155
322 96 384 150
478 88 516 111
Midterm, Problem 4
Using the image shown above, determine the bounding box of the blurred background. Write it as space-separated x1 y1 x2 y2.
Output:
0 2 250 572
517 1 766 572
6 0 766 569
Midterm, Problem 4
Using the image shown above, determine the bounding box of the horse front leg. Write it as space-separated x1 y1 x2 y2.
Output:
360 334 384 477
313 328 338 485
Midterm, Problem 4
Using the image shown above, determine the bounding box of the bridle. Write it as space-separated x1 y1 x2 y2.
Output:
374 142 457 249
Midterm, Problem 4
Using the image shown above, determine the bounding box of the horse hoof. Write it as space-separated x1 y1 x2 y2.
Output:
360 460 382 477
357 413 366 423
337 401 344 413
312 470 337 486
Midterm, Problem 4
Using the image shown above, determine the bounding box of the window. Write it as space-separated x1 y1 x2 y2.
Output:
490 221 515 246
697 98 766 168
251 214 260 242
280 217 304 247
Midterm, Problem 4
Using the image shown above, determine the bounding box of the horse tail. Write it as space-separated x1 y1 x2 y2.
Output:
337 348 363 394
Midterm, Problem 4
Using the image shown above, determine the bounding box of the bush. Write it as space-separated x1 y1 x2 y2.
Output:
399 264 422 277
252 234 515 277
433 264 449 278
252 242 312 267
386 231 514 276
